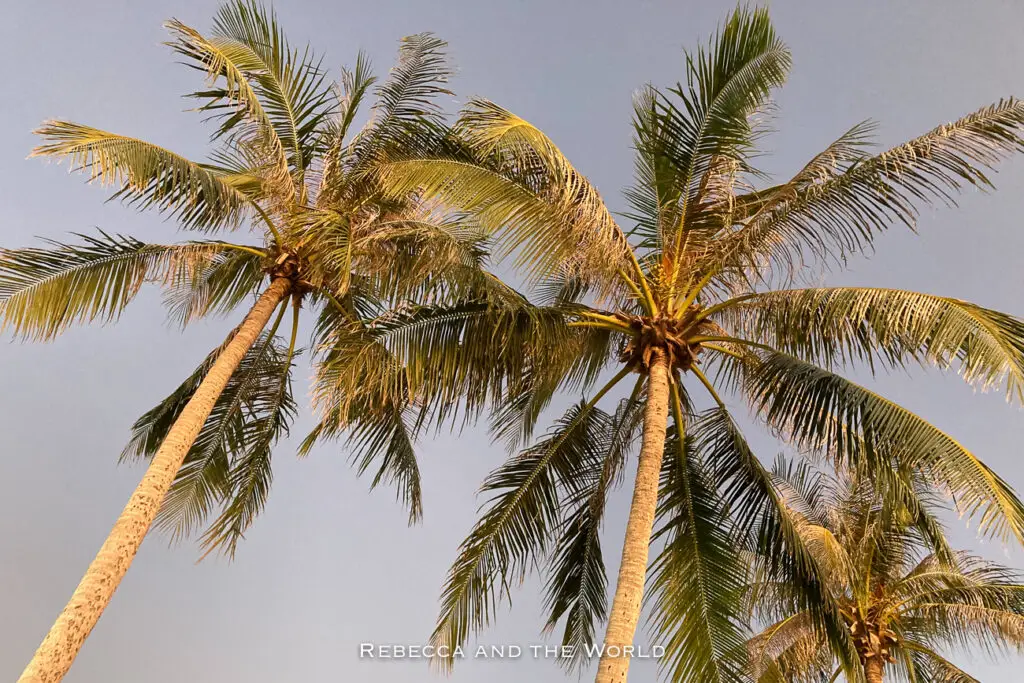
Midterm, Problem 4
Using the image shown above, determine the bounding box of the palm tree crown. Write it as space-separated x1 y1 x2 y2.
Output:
5 3 499 681
11 0 476 553
374 7 1024 683
746 458 1024 683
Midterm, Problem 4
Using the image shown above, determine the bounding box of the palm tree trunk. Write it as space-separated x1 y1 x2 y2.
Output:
595 350 671 683
18 277 293 683
864 657 884 683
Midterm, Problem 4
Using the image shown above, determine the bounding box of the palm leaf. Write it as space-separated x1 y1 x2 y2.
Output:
163 244 266 327
208 0 337 180
649 423 750 683
718 287 1024 401
721 99 1024 277
121 330 295 549
430 401 615 669
31 123 254 231
543 388 646 669
730 351 1024 543
0 233 230 341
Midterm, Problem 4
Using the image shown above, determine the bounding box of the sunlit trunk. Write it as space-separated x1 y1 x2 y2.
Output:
18 277 292 683
595 350 671 683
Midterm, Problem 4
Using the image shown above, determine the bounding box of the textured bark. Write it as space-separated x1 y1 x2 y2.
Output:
595 351 671 683
864 656 885 683
18 277 292 683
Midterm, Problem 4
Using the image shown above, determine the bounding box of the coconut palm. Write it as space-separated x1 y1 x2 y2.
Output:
376 7 1024 683
744 456 1024 683
5 3 482 681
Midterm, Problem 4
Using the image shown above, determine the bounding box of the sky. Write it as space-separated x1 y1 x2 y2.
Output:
2 0 1024 681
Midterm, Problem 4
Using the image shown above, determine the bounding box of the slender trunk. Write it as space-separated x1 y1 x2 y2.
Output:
595 351 671 683
864 656 884 683
18 277 292 683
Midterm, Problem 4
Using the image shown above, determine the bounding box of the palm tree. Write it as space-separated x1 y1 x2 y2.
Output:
376 7 1024 683
5 3 479 681
744 457 1024 683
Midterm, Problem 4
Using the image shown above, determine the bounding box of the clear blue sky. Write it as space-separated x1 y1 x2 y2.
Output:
2 1 1024 681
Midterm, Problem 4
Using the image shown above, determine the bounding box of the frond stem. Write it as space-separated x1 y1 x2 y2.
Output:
691 365 726 408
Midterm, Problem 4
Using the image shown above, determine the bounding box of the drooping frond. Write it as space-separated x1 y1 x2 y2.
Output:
683 407 857 670
0 233 231 341
199 345 297 557
728 351 1024 543
649 423 750 683
121 330 295 551
543 389 646 669
301 397 423 524
905 645 980 683
313 293 612 432
717 287 1024 401
31 122 254 231
430 400 617 670
163 244 266 327
745 613 826 683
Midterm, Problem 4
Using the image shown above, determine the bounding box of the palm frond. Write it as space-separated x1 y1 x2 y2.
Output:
717 287 1024 401
379 100 633 294
430 401 614 669
301 398 423 524
163 244 266 327
353 32 452 162
209 0 337 180
543 388 646 669
729 351 1024 543
31 122 254 231
0 233 230 341
316 50 377 204
121 330 295 550
650 423 750 683
719 99 1024 278
904 644 980 683
630 6 790 262
685 407 857 669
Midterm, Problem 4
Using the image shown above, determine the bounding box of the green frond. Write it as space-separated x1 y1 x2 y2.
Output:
163 244 266 327
208 0 337 181
720 99 1024 278
121 329 295 550
200 330 298 558
316 50 377 204
379 100 633 295
730 351 1024 543
684 407 857 671
0 233 231 341
649 421 750 683
31 122 254 231
630 6 791 263
352 32 452 163
302 398 423 524
746 613 827 683
430 401 615 669
543 389 646 669
313 295 611 432
904 645 979 683
718 287 1024 401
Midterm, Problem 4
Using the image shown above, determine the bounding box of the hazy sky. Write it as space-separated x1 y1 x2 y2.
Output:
3 1 1024 681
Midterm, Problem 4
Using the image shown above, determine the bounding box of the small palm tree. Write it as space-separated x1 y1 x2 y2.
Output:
745 457 1024 683
5 3 478 681
378 7 1024 683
